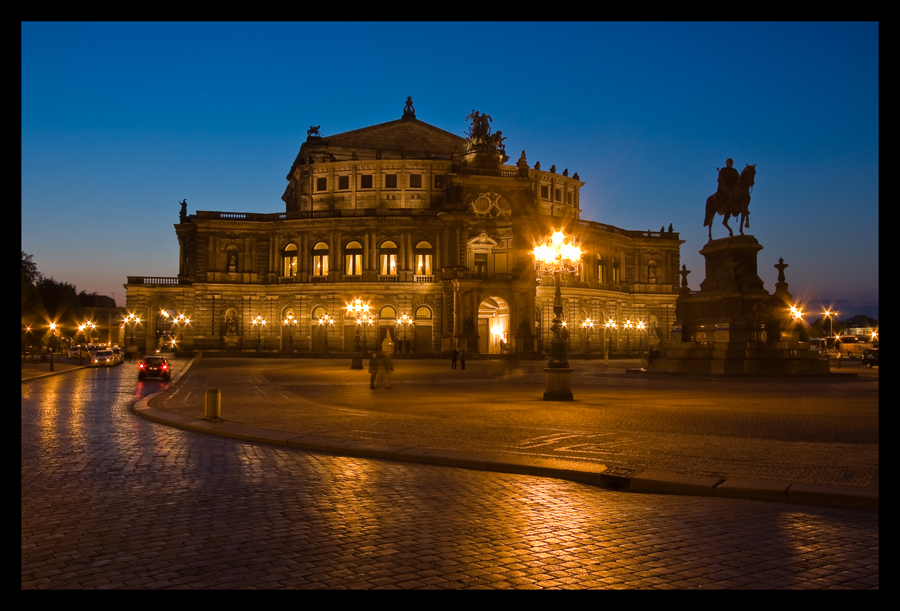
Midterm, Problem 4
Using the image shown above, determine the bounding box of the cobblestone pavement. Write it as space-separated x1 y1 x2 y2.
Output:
151 357 879 491
22 361 878 589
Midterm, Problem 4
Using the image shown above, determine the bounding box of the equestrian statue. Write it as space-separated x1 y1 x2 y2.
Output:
704 158 756 241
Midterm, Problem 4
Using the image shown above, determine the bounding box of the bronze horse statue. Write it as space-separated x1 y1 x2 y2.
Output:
704 164 756 240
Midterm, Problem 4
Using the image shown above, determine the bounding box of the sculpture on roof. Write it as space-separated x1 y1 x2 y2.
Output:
402 96 416 119
306 125 322 140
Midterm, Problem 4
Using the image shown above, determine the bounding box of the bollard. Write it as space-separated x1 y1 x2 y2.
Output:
205 389 221 420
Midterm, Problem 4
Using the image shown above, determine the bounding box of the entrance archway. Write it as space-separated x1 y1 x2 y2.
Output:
477 296 510 354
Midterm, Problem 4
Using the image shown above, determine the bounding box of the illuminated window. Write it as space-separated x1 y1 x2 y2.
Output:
597 256 604 283
316 177 327 191
379 240 398 275
282 243 298 277
361 175 373 189
612 261 621 283
380 305 396 319
385 174 398 189
414 241 433 275
312 242 329 277
409 174 422 188
415 306 432 320
338 175 349 190
474 253 487 275
345 241 363 275
311 306 325 320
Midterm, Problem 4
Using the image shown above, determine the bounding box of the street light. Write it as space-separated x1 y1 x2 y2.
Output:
637 320 646 353
78 322 95 365
283 312 298 353
48 322 58 371
345 298 371 369
623 319 634 355
605 318 616 366
318 313 334 355
581 318 594 357
823 309 839 346
532 229 582 401
172 314 190 353
123 314 141 359
398 314 412 354
251 315 266 355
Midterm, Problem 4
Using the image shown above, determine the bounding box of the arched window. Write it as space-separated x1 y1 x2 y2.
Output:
311 306 325 320
345 241 363 276
282 243 298 277
312 242 329 277
380 305 396 319
414 306 432 320
379 240 398 276
414 240 433 276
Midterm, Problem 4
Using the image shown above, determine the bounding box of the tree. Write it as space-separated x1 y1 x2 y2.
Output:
36 276 81 328
21 252 43 328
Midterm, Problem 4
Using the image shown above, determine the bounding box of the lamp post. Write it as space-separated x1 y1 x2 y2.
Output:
173 314 190 354
318 313 334 355
532 229 582 401
345 298 371 369
283 312 298 353
359 313 376 354
581 318 594 357
623 319 634 355
605 318 615 366
48 322 58 371
251 315 266 355
637 320 646 353
398 314 412 354
124 314 140 360
823 309 839 347
78 322 95 365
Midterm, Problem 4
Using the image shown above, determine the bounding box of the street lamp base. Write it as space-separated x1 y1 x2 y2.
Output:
350 354 363 370
543 368 573 401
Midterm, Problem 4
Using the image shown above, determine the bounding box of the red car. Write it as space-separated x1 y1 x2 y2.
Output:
138 355 171 381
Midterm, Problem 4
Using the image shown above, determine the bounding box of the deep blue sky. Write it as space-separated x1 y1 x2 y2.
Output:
22 22 878 320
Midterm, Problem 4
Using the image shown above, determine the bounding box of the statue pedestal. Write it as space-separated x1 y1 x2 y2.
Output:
223 335 241 350
650 235 829 376
543 368 573 401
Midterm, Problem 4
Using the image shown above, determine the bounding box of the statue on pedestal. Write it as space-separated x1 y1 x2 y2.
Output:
703 158 757 240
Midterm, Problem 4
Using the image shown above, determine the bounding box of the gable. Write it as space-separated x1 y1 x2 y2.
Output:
309 118 466 156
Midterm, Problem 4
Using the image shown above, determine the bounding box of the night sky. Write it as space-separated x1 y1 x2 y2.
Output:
22 22 878 320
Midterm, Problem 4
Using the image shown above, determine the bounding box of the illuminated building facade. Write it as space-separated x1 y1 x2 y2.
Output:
125 99 683 356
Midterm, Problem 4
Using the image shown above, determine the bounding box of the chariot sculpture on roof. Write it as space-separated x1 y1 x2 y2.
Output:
464 109 506 155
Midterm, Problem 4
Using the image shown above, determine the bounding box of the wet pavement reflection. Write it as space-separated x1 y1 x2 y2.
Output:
22 359 878 589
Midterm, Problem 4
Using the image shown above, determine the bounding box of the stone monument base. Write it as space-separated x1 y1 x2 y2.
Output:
223 335 241 350
543 368 573 401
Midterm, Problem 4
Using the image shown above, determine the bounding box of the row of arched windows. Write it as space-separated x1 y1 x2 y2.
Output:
283 241 434 278
310 305 433 320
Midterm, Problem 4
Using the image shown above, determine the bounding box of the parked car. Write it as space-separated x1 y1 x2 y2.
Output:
68 346 81 359
92 350 117 367
861 349 879 368
138 355 171 381
110 347 124 364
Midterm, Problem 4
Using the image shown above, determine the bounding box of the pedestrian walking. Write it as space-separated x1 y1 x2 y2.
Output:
836 350 842 369
460 349 466 370
369 350 380 388
451 348 458 370
382 351 394 389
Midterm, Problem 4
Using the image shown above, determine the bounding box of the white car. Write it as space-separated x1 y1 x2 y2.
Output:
68 347 81 359
110 347 124 364
92 350 117 367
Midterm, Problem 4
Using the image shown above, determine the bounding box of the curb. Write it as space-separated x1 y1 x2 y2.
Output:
21 365 91 381
132 355 878 512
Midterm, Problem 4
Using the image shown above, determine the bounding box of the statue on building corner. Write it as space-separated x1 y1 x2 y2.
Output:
402 96 416 119
179 199 187 223
306 125 322 140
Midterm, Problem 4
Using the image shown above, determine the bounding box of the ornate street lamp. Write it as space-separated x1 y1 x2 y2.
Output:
345 298 371 369
283 312 298 353
173 314 190 353
532 229 582 400
48 322 58 371
123 313 141 359
637 320 647 352
251 315 266 355
318 313 334 355
623 319 634 355
398 313 412 354
604 318 616 366
581 317 594 357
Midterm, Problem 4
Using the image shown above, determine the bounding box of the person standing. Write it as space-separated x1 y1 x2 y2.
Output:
460 348 466 370
451 348 458 370
382 351 394 389
835 350 842 370
369 350 380 388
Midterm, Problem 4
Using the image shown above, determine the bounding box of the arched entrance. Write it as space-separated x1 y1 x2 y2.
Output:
478 296 510 354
